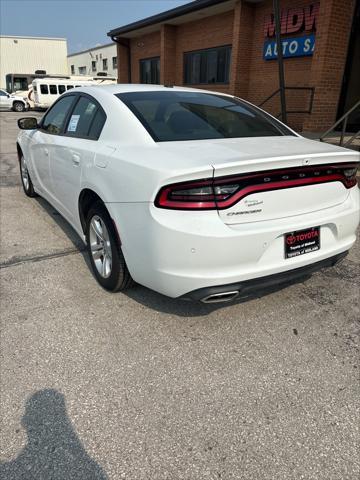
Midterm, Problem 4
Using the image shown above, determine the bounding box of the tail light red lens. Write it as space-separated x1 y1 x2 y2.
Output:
155 163 359 210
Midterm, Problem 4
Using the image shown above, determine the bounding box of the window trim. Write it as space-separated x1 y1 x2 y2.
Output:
139 56 160 84
183 44 232 86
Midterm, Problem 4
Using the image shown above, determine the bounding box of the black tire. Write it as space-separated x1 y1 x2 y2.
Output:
19 154 37 197
85 202 134 292
13 101 25 112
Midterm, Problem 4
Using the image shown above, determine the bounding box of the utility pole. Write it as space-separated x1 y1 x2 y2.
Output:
273 0 287 124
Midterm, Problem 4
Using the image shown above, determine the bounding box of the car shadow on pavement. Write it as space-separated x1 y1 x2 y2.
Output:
123 276 311 317
34 196 85 252
0 389 108 480
33 196 311 317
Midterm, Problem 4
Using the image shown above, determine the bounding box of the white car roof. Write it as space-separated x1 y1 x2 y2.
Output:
72 83 230 98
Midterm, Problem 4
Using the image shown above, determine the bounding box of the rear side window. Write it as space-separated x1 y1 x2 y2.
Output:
66 96 106 140
40 84 48 94
41 95 75 134
49 85 57 95
58 85 66 94
88 109 106 139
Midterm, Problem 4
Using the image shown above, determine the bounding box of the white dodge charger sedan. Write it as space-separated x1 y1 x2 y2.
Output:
17 84 359 303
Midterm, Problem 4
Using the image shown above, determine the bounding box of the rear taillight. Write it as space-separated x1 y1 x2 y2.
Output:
155 163 359 210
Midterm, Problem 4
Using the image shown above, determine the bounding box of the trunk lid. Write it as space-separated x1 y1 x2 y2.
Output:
205 136 358 224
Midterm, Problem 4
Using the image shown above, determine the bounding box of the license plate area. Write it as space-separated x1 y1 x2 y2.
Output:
285 226 320 259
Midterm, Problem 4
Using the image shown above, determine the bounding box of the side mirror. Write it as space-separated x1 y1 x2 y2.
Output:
18 117 38 130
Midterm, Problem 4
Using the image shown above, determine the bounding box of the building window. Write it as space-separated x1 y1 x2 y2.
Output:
102 58 108 70
184 45 231 85
71 65 75 75
112 56 118 69
140 57 160 84
92 61 96 72
78 66 86 75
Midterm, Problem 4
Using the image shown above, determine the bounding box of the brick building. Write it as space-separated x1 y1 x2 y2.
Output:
108 0 359 133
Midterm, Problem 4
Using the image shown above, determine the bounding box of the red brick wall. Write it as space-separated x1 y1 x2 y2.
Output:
303 0 355 131
229 1 255 98
247 0 316 131
115 0 354 132
129 31 161 83
161 24 177 85
174 10 234 92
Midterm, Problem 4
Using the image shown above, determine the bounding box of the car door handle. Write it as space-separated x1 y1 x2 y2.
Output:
72 154 80 166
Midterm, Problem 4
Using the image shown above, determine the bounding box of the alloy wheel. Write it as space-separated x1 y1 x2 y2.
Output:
89 215 112 278
20 156 30 191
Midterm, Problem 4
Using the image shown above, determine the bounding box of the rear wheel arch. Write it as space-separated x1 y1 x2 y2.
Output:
78 189 109 235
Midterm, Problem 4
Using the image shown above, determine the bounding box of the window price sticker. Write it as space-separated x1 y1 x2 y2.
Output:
68 115 80 132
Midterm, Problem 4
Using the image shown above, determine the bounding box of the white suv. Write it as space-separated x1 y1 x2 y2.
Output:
0 89 28 112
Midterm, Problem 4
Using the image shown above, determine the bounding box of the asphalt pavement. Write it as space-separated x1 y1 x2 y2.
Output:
0 110 359 479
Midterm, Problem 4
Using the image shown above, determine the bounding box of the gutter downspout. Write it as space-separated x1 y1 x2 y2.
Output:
111 36 132 83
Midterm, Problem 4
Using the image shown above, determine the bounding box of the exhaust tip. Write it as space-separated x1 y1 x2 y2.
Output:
201 290 239 304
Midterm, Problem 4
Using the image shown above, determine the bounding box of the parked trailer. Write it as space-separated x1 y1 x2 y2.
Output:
31 76 117 109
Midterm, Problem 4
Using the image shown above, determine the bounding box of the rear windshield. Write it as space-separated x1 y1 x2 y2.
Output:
116 91 294 142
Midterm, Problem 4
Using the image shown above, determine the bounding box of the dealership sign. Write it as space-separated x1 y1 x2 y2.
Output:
263 34 315 60
263 3 319 60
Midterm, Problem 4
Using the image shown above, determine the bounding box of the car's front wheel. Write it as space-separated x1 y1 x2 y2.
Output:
86 202 134 292
20 155 37 197
13 101 25 112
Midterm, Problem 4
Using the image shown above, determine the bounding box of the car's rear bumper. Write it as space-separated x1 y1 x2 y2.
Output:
108 186 360 298
181 251 348 303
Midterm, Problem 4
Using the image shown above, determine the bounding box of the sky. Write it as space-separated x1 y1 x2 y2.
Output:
0 0 191 53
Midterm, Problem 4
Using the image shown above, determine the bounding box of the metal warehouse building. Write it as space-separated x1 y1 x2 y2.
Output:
67 42 118 78
0 35 68 91
108 0 359 134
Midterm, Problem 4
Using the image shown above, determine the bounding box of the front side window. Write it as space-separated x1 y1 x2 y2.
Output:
117 91 294 142
66 96 105 139
41 95 75 135
40 84 49 94
49 84 57 95
184 46 231 85
140 57 160 84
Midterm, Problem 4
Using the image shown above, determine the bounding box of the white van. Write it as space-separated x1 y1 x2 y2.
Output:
31 76 116 109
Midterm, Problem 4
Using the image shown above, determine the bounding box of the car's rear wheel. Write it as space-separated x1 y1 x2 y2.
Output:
86 202 134 292
20 155 37 197
13 101 25 112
